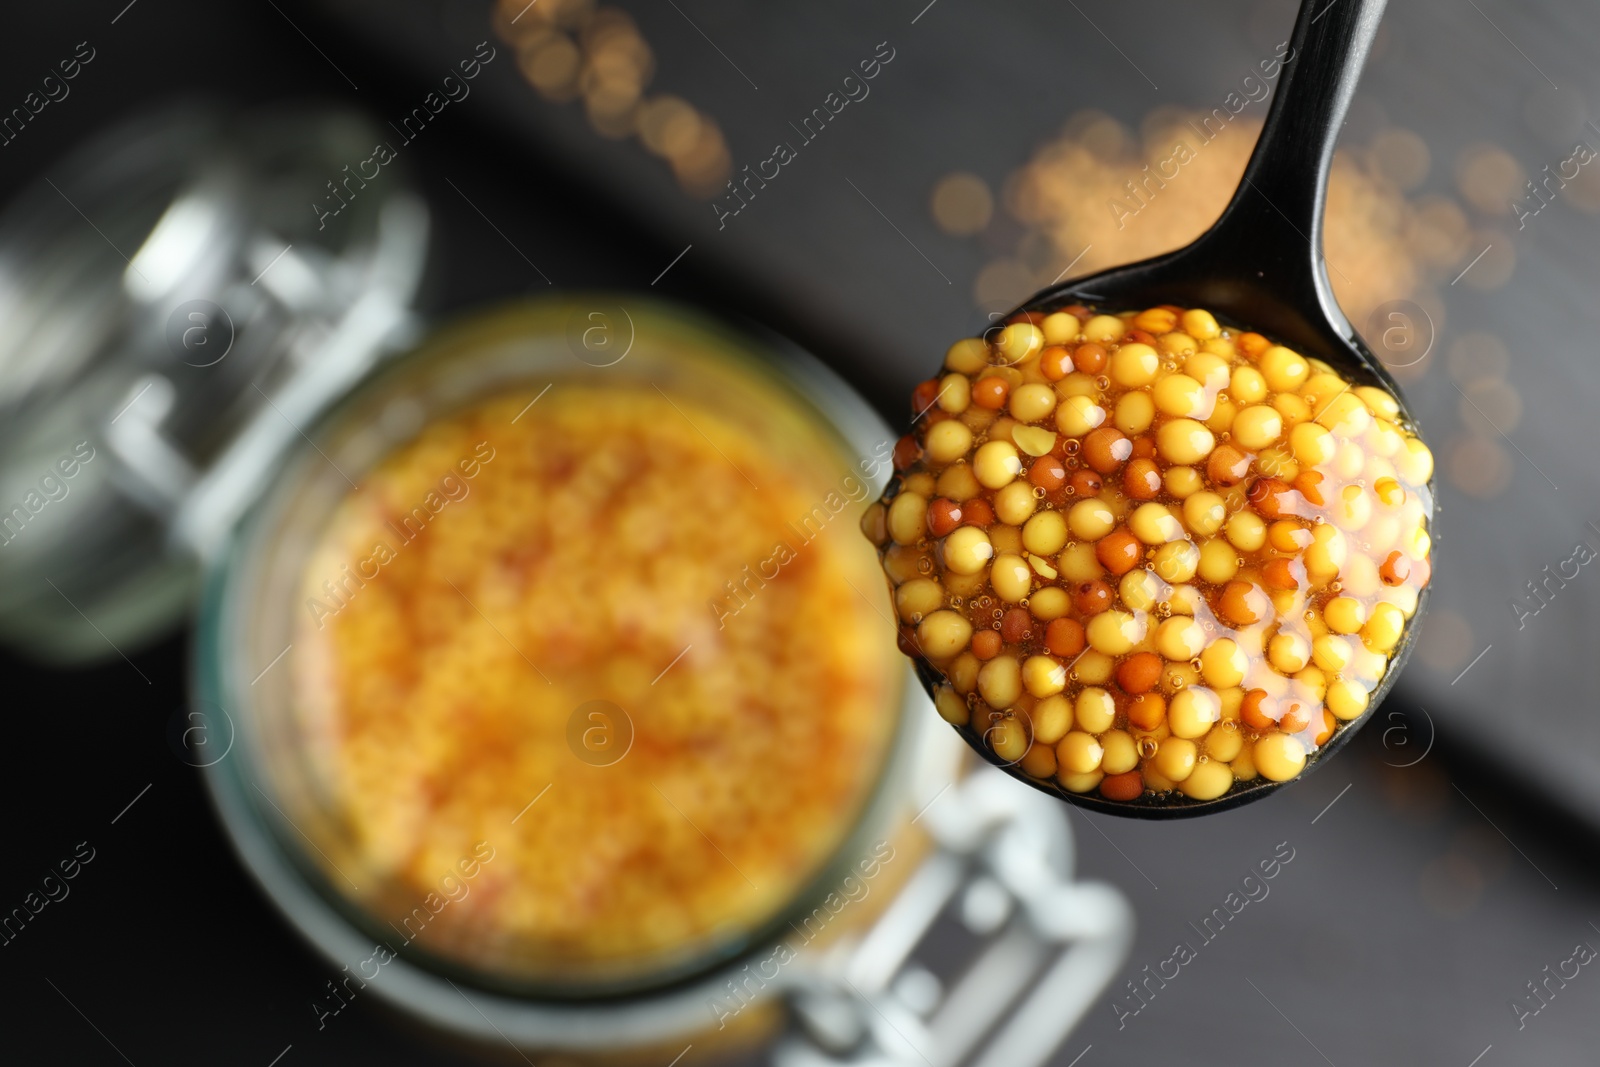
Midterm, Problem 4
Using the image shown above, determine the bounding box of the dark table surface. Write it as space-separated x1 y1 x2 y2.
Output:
4 1 1600 1065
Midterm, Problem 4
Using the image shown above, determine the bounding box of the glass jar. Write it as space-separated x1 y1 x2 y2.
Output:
199 291 922 977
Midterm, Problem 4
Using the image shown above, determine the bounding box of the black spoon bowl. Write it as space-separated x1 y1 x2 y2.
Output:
931 0 1435 817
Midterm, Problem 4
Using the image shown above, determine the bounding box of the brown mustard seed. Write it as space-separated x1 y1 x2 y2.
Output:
1001 607 1032 644
1262 557 1302 591
1241 689 1277 731
1100 771 1144 802
1073 579 1113 616
1123 458 1162 500
1069 469 1103 497
962 498 995 527
1116 651 1163 694
1128 692 1166 730
1083 427 1132 474
1207 443 1252 486
1073 342 1107 373
893 434 920 470
1045 617 1086 657
1219 580 1269 626
1096 528 1142 575
1279 700 1313 733
972 376 1010 409
1040 345 1074 380
1380 550 1411 586
927 498 963 538
1030 455 1068 490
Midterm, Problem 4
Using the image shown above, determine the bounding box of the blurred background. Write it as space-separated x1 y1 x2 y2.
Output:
4 0 1600 1063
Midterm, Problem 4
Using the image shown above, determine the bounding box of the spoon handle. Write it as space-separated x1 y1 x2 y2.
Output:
1200 0 1388 320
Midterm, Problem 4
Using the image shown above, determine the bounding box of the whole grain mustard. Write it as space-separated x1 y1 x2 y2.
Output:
865 305 1433 805
294 378 900 982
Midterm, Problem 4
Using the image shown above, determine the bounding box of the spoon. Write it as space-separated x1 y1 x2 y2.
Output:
915 0 1433 817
